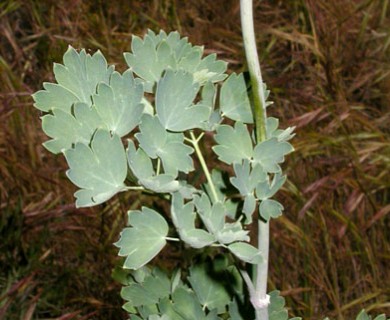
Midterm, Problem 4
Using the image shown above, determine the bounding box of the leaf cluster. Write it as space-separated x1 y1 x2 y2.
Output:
32 30 295 318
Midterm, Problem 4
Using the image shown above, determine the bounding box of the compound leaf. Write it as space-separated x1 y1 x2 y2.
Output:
253 138 293 173
64 129 127 207
213 122 253 164
228 242 263 264
42 102 106 154
93 70 144 137
115 207 169 269
220 73 253 123
156 70 210 131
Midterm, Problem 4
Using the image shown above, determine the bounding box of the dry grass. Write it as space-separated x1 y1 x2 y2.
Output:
0 0 389 319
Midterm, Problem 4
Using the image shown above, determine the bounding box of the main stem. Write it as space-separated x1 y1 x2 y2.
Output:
240 1 269 319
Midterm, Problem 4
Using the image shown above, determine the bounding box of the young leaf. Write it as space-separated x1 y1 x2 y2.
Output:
136 115 194 176
156 70 210 131
253 138 293 173
259 199 284 221
228 242 263 264
115 207 169 269
64 129 127 207
220 73 253 123
188 264 231 313
93 70 144 137
213 122 253 164
53 46 113 105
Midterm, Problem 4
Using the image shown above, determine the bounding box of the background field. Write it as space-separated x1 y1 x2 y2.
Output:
0 0 389 319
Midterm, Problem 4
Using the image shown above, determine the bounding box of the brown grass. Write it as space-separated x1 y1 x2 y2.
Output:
0 0 389 319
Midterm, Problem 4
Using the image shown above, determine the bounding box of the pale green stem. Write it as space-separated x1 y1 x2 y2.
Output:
240 1 270 319
189 131 219 203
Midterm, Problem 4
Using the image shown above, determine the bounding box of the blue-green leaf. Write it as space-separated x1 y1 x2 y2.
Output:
93 70 144 137
156 70 210 131
127 141 180 193
32 82 78 113
171 193 215 248
230 160 266 197
253 138 293 173
259 199 284 221
220 73 253 123
53 46 113 105
121 268 170 307
194 194 225 234
213 122 253 164
115 207 169 269
125 31 227 92
188 264 231 313
41 102 106 154
64 129 127 207
227 242 263 264
172 287 206 320
136 115 194 176
256 173 286 201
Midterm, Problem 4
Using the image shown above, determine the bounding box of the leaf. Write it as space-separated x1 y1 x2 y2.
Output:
356 311 370 320
53 46 113 105
230 161 266 197
220 73 253 123
259 199 284 221
171 193 215 248
156 69 210 131
124 30 227 92
42 102 106 154
216 221 249 244
121 268 170 307
213 122 253 164
127 140 179 193
136 115 194 176
256 173 287 201
32 82 78 113
266 117 295 142
253 138 294 173
93 70 144 137
188 264 231 313
64 129 127 207
227 242 263 264
194 193 225 234
115 207 169 269
172 287 206 320
268 291 300 320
